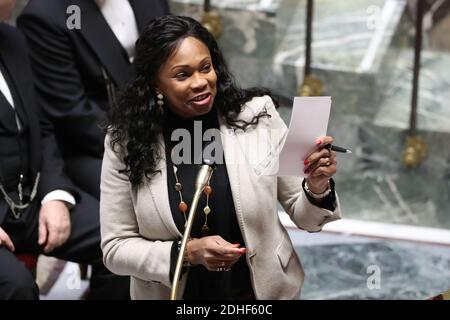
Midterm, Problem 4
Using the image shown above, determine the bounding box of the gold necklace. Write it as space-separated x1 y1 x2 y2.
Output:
172 164 212 237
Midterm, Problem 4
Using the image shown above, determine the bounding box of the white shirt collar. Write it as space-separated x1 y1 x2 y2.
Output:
94 0 139 62
0 68 14 108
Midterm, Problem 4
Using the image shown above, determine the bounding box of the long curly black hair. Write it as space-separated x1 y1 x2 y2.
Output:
106 15 278 187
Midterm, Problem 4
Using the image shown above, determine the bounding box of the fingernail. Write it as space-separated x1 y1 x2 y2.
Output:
316 139 323 145
303 159 310 166
233 243 240 246
239 248 247 254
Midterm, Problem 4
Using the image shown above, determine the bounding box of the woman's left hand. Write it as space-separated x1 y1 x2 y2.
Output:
303 136 337 194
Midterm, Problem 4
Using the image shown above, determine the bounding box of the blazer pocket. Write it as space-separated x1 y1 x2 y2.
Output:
276 233 294 269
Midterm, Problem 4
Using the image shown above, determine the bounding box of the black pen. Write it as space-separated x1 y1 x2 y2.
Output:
324 144 352 154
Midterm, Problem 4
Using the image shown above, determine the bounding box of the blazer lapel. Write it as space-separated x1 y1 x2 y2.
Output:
129 0 169 32
0 93 18 132
147 136 182 238
0 44 28 129
219 113 275 260
72 0 130 85
218 115 246 232
0 29 41 176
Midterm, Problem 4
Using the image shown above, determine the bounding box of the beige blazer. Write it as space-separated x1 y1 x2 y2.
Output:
100 95 342 300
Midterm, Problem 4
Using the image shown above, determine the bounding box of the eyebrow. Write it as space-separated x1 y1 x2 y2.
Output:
171 57 210 71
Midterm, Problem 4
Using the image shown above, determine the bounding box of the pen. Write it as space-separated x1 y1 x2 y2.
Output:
324 144 352 154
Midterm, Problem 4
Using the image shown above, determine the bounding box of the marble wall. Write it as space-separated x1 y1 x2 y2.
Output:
293 231 450 299
170 0 450 230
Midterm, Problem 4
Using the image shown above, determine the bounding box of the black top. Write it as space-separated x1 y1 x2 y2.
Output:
163 107 253 300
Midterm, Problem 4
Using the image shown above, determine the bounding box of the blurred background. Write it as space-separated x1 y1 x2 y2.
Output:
7 0 450 300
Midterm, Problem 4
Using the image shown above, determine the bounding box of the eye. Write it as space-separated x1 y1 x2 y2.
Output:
175 72 188 80
201 64 211 72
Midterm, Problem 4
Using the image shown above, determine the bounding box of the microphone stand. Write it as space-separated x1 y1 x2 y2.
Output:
170 163 214 300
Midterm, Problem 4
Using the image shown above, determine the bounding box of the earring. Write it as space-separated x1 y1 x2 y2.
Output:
156 91 164 115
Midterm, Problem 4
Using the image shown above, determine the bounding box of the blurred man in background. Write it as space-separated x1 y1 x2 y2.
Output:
17 0 170 199
0 0 130 300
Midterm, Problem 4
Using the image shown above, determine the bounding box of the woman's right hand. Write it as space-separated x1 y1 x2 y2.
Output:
186 235 246 271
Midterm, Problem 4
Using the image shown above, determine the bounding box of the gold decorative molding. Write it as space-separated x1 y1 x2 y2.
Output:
402 135 427 167
201 10 222 39
298 74 324 96
429 289 450 300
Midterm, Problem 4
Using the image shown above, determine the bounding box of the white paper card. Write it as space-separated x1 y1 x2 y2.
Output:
276 96 331 177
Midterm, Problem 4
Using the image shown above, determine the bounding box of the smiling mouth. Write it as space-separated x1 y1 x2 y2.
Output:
190 93 211 102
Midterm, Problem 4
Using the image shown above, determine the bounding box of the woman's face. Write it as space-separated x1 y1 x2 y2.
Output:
154 36 218 119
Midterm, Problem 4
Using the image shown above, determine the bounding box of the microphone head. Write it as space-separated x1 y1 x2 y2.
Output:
202 140 217 168
203 155 216 168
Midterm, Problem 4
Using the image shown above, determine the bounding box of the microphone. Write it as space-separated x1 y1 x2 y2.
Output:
195 149 216 189
170 153 216 300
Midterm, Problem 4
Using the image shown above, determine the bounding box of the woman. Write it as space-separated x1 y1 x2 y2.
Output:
100 15 341 300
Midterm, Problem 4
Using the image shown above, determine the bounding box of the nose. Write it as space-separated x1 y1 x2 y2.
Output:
190 72 208 91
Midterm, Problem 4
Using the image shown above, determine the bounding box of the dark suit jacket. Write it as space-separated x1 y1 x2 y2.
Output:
17 0 169 193
0 23 78 224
